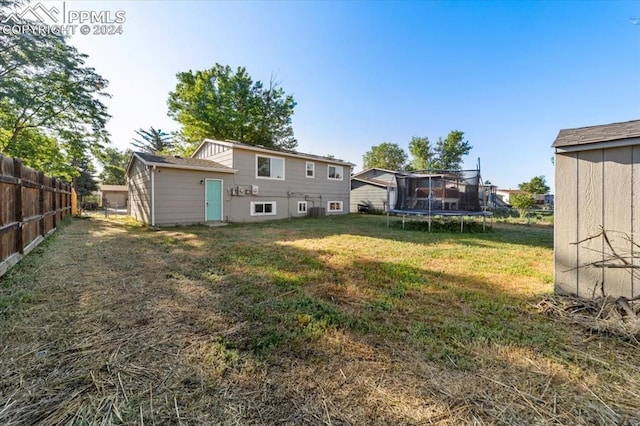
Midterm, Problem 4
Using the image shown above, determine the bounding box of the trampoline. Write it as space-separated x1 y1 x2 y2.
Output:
387 168 494 232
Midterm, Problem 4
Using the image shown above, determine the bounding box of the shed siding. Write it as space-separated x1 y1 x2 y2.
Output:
633 146 640 297
554 152 578 295
556 146 640 299
350 184 388 212
128 159 151 224
603 147 633 297
576 149 604 297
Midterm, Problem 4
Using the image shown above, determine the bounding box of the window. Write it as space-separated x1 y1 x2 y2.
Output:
251 201 277 216
305 162 315 178
256 155 284 180
328 165 343 180
297 201 307 214
327 201 343 212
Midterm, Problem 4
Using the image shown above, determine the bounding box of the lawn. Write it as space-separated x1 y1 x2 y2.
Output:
0 214 638 424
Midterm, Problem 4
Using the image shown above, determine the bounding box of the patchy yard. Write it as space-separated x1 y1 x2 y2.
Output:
0 215 638 424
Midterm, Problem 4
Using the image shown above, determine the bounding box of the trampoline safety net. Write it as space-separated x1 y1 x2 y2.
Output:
393 170 482 214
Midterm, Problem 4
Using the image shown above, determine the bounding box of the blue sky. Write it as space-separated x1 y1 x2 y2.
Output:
65 0 640 190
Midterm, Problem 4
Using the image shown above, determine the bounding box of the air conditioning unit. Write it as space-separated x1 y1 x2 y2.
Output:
251 185 259 195
308 207 326 217
230 187 238 196
238 188 245 196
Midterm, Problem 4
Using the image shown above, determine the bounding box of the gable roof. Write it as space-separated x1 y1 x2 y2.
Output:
127 152 237 175
352 167 399 178
553 119 640 149
351 176 394 188
192 139 355 167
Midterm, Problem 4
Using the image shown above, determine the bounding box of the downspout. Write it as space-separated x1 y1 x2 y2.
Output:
151 165 156 226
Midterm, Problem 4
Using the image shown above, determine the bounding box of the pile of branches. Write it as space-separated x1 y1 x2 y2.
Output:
536 294 640 344
538 227 640 344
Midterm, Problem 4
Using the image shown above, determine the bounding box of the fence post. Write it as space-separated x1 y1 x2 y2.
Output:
13 158 23 254
38 171 45 236
52 177 57 229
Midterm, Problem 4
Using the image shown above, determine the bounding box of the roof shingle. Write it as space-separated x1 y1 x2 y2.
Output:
134 152 233 171
552 119 640 148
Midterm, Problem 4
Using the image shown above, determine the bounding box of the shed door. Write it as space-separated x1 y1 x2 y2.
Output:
205 179 222 221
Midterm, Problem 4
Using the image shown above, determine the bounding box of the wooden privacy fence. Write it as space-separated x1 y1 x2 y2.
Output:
0 155 73 278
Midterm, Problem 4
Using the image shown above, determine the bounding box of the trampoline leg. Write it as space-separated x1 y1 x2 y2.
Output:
483 215 486 232
387 211 389 227
402 215 405 229
460 216 463 232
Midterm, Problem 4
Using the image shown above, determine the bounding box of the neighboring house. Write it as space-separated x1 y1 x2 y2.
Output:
350 168 398 212
553 119 640 299
98 184 128 208
496 189 547 206
127 139 354 226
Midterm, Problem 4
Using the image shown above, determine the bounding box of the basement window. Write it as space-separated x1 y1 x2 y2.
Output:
251 201 277 216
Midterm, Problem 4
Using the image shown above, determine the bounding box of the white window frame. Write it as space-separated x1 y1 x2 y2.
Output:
250 201 277 216
297 201 308 214
327 201 343 212
305 161 315 178
327 164 344 181
255 154 285 180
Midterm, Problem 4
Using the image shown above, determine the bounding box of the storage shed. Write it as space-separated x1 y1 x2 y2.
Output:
553 119 640 299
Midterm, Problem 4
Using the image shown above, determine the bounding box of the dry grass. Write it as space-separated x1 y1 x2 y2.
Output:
0 214 639 425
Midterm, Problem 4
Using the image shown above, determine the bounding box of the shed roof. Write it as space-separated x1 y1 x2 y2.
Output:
127 152 237 175
552 119 640 149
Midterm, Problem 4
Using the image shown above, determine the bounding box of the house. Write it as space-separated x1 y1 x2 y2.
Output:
98 184 128 208
350 168 398 212
553 119 640 299
496 189 549 207
127 139 354 226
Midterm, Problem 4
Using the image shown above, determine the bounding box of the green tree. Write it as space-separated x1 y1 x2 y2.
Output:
510 176 550 218
510 193 536 218
407 136 434 171
97 147 131 185
132 127 173 153
518 176 550 195
362 142 407 170
432 130 472 170
74 156 98 199
168 64 297 150
0 0 110 176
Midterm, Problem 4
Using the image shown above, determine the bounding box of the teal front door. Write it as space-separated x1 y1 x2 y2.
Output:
205 180 222 221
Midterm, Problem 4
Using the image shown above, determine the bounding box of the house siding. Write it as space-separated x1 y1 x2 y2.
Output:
356 169 397 185
350 182 388 212
154 168 233 226
221 146 350 222
128 159 151 224
194 142 234 168
555 145 639 298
